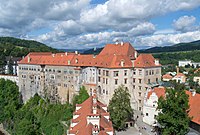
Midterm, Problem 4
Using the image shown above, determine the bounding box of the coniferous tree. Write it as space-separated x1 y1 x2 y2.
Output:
108 85 133 131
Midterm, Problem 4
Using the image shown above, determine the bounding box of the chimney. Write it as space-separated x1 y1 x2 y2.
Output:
75 51 78 55
28 56 31 63
120 60 124 67
115 40 119 45
176 66 179 74
52 54 55 57
155 59 159 65
75 58 78 64
68 60 71 65
192 90 196 96
134 51 137 58
121 41 124 46
65 52 68 56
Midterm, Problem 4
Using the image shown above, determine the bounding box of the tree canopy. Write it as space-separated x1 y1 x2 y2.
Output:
156 88 190 135
108 85 133 131
0 79 21 125
0 79 73 135
72 86 89 110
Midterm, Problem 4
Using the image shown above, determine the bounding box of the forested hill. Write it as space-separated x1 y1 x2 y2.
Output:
0 37 59 58
138 40 200 53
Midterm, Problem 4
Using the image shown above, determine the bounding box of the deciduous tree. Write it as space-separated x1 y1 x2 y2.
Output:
157 88 190 135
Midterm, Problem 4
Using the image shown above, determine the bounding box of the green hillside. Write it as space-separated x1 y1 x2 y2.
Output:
153 50 200 65
0 37 58 57
138 40 200 53
0 37 59 73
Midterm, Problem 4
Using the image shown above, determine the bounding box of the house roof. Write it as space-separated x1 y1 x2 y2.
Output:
69 96 113 135
18 42 161 69
147 87 166 99
174 73 186 78
162 74 173 79
134 54 161 68
185 91 200 125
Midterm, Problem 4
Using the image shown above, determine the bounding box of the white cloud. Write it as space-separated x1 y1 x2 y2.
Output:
173 15 199 32
1 0 200 49
135 30 200 47
0 0 90 36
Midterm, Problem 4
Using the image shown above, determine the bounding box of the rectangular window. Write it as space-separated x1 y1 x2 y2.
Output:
139 100 142 103
114 71 119 77
98 69 101 75
156 69 159 74
146 113 149 116
133 85 135 89
133 78 135 83
98 77 101 82
103 78 105 83
139 86 142 90
64 84 67 87
22 75 26 78
152 70 154 75
50 74 55 80
146 71 148 76
156 78 158 83
103 70 105 76
106 78 108 84
139 70 142 75
124 78 127 84
124 70 127 76
115 79 118 85
139 79 142 84
139 92 141 97
106 71 109 76
148 79 151 84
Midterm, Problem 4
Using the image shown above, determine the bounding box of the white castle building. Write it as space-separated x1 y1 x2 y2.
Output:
18 42 161 111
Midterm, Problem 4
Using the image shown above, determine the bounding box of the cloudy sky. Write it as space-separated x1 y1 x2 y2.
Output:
1 0 200 49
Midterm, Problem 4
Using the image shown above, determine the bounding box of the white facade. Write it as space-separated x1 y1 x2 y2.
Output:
193 76 200 85
178 60 191 67
179 60 200 68
143 91 160 125
0 75 19 86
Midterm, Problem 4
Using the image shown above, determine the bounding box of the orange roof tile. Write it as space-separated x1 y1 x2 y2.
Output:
162 74 173 79
69 96 114 135
134 54 161 68
175 73 186 77
19 42 160 69
185 91 200 125
147 87 166 99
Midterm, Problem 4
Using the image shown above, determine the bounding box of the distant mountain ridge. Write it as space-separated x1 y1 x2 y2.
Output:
82 40 200 55
138 40 200 53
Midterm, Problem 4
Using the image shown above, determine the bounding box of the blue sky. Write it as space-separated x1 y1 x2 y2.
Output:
0 0 200 49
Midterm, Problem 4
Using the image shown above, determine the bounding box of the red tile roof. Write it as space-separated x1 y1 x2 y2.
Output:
185 91 200 125
18 42 161 69
99 42 136 59
69 96 114 135
162 74 173 79
175 73 186 77
134 54 161 68
147 87 166 99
